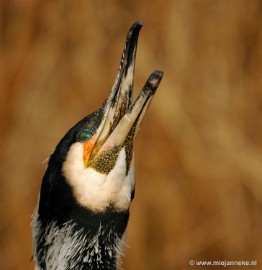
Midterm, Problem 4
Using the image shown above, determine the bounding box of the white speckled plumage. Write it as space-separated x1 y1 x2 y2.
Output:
32 213 126 270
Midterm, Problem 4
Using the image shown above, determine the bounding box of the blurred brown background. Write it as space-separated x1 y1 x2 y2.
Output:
1 0 262 269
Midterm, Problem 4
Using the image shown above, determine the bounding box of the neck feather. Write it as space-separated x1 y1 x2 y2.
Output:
32 216 127 270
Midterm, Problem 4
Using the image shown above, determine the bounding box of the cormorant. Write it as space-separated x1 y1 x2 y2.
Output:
32 21 163 270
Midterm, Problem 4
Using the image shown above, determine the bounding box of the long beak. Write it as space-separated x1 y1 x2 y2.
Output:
88 22 163 173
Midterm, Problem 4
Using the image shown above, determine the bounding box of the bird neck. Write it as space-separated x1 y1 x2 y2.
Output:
33 215 128 270
33 164 130 269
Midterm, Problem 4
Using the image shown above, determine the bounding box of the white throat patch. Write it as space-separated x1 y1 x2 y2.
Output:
62 143 135 212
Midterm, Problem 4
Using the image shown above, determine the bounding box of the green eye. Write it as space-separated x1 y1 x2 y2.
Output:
77 129 93 142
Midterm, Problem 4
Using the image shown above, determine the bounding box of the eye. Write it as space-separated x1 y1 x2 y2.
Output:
77 129 93 142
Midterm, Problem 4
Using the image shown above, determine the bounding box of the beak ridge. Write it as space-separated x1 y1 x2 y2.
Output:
108 21 144 110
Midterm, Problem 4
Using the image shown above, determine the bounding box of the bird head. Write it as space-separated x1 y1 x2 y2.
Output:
46 22 163 215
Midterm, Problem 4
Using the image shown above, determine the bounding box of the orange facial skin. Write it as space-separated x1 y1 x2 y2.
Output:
83 138 95 168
